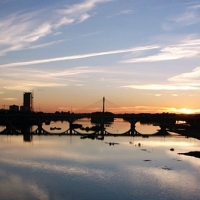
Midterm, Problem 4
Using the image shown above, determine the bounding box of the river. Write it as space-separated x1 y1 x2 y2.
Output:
0 120 200 200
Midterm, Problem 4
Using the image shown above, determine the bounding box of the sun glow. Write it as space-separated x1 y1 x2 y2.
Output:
179 108 195 114
169 108 200 114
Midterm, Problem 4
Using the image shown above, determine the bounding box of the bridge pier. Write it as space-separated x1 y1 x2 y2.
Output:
100 120 105 135
37 123 43 134
69 123 73 135
20 125 31 134
130 122 136 135
19 124 33 142
124 118 137 136
67 117 79 135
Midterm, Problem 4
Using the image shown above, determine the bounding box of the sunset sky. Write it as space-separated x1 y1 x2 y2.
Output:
1 0 200 113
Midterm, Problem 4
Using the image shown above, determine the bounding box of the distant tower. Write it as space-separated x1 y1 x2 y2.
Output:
103 97 105 113
23 92 33 112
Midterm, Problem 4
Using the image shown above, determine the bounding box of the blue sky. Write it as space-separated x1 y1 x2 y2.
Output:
1 0 200 113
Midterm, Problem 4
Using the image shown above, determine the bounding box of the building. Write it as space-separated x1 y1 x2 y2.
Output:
9 105 19 111
22 92 33 112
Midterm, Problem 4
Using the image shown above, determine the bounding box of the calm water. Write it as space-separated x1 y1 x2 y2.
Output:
0 121 200 200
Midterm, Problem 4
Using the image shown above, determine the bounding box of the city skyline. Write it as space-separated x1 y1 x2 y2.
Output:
1 0 200 113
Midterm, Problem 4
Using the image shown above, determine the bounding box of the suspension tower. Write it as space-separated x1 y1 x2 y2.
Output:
102 97 105 113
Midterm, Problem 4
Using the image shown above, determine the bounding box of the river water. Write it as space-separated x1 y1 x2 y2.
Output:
0 120 200 200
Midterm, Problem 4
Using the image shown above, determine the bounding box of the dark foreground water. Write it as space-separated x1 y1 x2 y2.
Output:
0 133 200 200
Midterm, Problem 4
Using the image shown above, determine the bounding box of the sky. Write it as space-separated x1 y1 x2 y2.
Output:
1 0 200 113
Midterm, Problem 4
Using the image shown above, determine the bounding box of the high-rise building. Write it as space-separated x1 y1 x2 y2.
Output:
23 92 33 112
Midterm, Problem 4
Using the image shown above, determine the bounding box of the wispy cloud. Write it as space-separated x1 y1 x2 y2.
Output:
189 4 200 9
162 3 200 31
3 98 18 101
121 65 200 91
121 84 198 91
57 0 111 17
108 9 133 18
0 0 112 56
169 11 200 26
168 66 200 82
28 40 64 50
0 45 159 68
0 11 52 56
0 66 102 91
121 37 200 63
3 81 67 91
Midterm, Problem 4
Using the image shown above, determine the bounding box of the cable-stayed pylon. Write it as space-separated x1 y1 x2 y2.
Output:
81 97 120 113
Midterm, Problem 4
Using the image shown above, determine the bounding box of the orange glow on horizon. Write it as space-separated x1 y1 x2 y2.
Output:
33 104 200 114
168 108 200 114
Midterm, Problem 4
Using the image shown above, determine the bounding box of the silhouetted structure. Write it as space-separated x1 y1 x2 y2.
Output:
21 92 33 112
103 96 105 113
9 105 19 111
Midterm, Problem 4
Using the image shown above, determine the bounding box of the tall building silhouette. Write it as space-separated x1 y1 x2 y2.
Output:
23 92 33 112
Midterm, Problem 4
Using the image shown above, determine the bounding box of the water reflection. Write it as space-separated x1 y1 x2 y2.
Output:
0 134 200 199
42 121 69 133
135 122 159 134
106 118 130 134
39 119 162 135
0 125 6 132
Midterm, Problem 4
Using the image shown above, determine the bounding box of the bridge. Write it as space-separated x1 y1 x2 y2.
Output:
0 97 200 139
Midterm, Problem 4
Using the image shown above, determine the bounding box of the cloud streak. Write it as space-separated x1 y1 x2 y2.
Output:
3 98 18 101
121 84 198 91
0 45 158 68
0 66 103 91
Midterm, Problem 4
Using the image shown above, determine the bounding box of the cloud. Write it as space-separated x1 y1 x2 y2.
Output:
0 9 55 53
0 66 102 91
119 9 133 15
0 0 112 56
169 11 200 26
162 4 200 30
57 0 112 16
121 38 200 63
3 98 18 101
108 9 133 18
79 13 91 23
0 45 159 68
121 65 200 92
0 12 52 56
28 40 64 50
168 66 200 82
189 4 200 9
37 66 102 78
54 17 74 28
1 66 101 78
54 0 113 26
121 84 198 90
3 82 67 91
